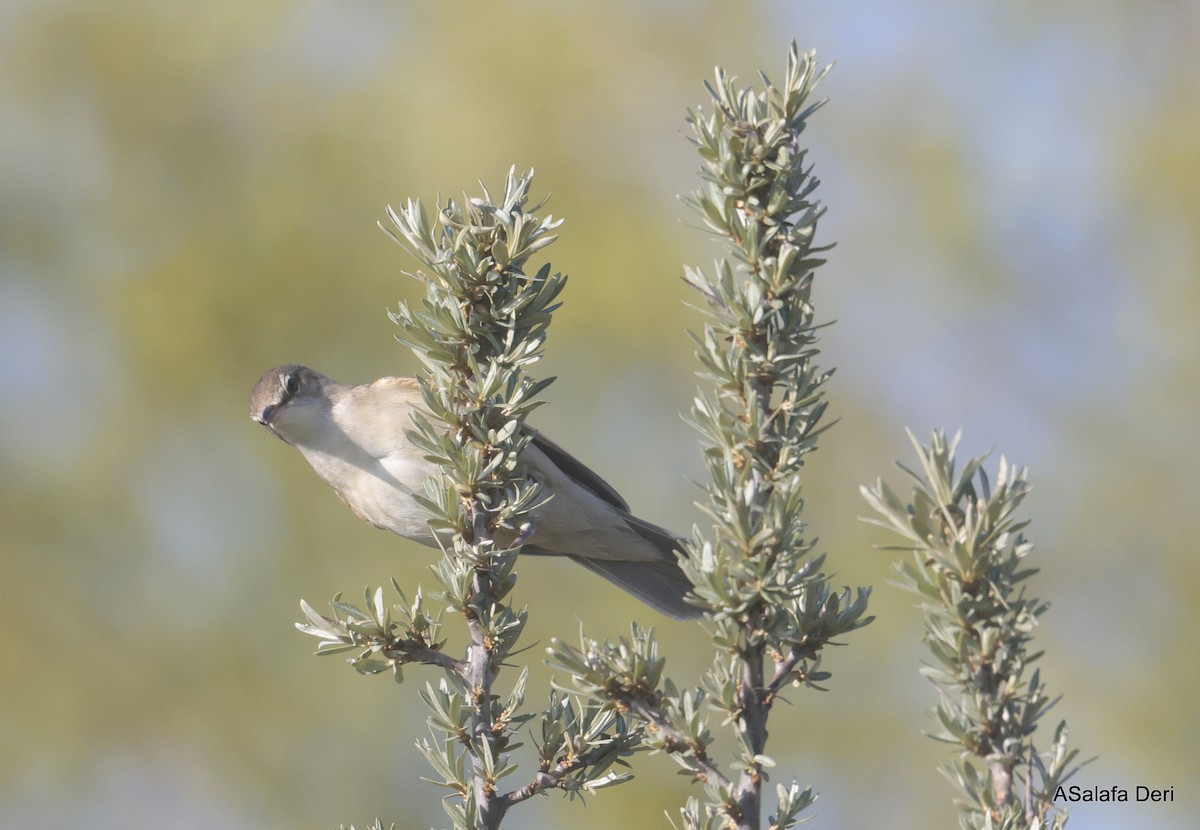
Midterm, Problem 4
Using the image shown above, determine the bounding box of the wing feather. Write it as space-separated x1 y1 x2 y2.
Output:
526 428 630 512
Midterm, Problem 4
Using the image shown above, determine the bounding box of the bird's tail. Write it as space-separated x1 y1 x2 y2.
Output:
567 515 703 620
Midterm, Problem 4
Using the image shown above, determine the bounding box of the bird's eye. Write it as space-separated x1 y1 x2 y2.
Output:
282 372 300 396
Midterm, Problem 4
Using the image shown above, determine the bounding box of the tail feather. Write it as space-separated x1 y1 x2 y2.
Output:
524 513 703 620
566 554 702 620
593 515 702 620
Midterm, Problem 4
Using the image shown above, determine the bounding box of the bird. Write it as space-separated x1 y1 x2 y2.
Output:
249 364 700 619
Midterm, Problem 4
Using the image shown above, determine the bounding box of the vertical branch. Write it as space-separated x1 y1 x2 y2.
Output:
732 375 776 828
678 43 873 830
300 171 650 830
465 520 503 828
862 430 1087 829
385 169 565 830
545 45 871 830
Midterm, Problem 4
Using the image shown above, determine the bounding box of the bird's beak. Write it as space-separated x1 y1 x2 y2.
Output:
253 404 282 434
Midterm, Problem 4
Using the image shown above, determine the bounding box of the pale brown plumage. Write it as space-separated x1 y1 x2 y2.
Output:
249 365 700 619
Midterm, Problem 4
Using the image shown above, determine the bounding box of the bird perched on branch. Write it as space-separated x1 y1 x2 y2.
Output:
249 365 699 619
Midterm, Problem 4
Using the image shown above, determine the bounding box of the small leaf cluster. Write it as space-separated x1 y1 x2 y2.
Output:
862 430 1086 829
296 583 450 682
674 781 813 830
548 624 721 785
548 624 824 830
414 671 642 807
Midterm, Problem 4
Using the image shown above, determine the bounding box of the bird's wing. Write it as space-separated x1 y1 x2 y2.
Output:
347 376 426 456
367 375 423 402
525 428 630 513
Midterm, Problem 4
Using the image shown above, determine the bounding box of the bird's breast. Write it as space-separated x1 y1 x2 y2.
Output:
299 444 439 546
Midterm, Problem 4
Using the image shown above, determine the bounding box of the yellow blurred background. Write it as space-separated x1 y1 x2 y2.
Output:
2 2 1197 828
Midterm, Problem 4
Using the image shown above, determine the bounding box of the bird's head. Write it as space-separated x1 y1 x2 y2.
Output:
249 364 333 447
